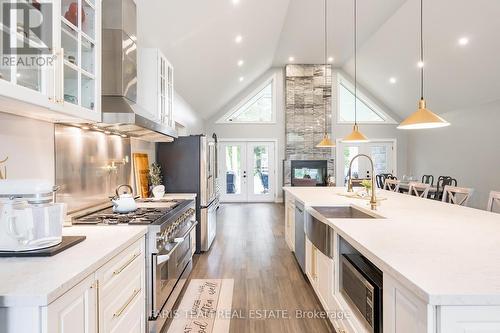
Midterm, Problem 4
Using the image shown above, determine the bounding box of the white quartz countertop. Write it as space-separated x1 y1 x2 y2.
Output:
0 225 147 307
284 186 500 306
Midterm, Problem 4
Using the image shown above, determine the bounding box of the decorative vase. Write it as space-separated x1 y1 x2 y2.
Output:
152 185 165 200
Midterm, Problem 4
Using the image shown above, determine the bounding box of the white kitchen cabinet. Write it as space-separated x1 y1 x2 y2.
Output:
0 237 145 333
138 48 174 128
45 273 98 333
305 236 334 312
439 306 500 332
0 0 101 123
97 238 145 333
284 195 295 251
383 274 432 333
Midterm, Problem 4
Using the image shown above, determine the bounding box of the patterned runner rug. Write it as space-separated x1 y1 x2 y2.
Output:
167 279 234 333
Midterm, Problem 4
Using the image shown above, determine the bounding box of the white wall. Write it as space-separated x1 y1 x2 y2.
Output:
205 67 285 201
407 99 500 209
173 91 205 135
0 113 54 183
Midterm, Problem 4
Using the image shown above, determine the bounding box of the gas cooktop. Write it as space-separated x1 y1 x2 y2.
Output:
74 205 179 225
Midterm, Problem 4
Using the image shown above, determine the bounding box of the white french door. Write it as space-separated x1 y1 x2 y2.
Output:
336 140 396 186
219 141 276 202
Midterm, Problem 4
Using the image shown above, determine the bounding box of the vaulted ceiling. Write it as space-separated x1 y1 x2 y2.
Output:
138 0 500 120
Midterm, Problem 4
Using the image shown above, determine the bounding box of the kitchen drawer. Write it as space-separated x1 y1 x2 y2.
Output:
97 238 145 298
100 273 144 333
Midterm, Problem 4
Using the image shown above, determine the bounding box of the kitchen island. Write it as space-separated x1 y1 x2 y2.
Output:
0 225 147 332
284 186 500 333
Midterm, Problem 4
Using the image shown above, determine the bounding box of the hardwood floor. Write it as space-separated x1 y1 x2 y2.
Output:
190 203 335 333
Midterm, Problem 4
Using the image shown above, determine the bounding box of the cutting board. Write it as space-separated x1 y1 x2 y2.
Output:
133 153 150 198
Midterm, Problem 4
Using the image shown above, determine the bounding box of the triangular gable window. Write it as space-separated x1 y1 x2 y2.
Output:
217 79 275 123
337 75 396 124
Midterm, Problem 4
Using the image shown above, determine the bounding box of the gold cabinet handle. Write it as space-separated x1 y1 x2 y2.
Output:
113 288 140 318
113 252 140 276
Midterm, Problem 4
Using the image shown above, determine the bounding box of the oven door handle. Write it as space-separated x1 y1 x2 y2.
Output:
156 245 177 265
156 221 198 264
173 220 198 243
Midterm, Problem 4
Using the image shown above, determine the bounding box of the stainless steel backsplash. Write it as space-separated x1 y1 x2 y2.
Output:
55 124 131 213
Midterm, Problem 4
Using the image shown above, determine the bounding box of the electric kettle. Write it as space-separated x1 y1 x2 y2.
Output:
111 184 137 213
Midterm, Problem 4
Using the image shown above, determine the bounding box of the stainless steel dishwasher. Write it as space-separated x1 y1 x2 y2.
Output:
294 201 306 273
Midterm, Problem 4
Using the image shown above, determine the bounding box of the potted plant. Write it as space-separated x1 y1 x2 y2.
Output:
149 163 165 199
361 179 372 196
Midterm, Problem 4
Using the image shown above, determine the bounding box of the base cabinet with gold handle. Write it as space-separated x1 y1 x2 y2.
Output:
30 237 145 333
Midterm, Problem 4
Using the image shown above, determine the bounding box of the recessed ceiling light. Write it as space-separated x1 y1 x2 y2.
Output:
239 76 244 82
237 59 244 67
327 57 334 63
417 61 424 68
232 0 240 4
16 73 21 77
458 37 469 46
235 35 243 44
389 77 397 84
288 56 295 62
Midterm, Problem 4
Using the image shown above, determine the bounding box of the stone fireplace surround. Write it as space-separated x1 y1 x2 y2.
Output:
283 64 334 186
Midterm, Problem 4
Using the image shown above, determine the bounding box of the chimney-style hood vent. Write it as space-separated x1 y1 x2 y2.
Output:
100 0 177 142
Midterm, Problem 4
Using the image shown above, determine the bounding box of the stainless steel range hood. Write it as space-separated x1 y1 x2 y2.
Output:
99 0 177 142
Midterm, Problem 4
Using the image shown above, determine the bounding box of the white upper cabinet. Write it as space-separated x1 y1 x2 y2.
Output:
138 48 174 128
0 0 101 122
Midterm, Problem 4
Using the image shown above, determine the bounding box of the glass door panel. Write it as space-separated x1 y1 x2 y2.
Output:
62 22 78 66
61 0 79 28
81 36 94 74
81 73 94 110
81 1 95 39
247 142 275 202
219 143 247 202
63 64 78 105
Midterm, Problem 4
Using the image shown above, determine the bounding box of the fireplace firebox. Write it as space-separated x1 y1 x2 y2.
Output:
291 160 328 187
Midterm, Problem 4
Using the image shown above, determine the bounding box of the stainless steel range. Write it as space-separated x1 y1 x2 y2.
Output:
73 199 197 333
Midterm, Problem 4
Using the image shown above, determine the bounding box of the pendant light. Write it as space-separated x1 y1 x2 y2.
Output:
316 0 335 148
398 0 449 129
343 0 369 143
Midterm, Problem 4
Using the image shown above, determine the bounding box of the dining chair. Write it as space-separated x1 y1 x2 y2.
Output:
421 175 434 186
487 191 500 213
442 186 474 207
384 178 401 192
408 182 431 198
434 176 457 200
375 174 385 189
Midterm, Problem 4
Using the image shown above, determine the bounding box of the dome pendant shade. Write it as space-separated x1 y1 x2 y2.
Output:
342 124 369 143
316 133 336 148
397 99 450 130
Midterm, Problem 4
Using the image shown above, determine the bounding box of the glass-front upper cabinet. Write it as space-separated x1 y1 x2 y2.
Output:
0 1 54 107
0 0 101 122
57 0 101 120
158 55 174 127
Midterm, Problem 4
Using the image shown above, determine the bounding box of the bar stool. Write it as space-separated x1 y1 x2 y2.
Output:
408 182 431 198
442 186 474 207
487 191 500 213
384 178 401 192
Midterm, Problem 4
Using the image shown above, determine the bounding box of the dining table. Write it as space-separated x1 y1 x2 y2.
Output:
398 181 438 194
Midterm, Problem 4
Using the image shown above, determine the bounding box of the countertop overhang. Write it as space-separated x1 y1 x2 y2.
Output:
284 186 500 306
